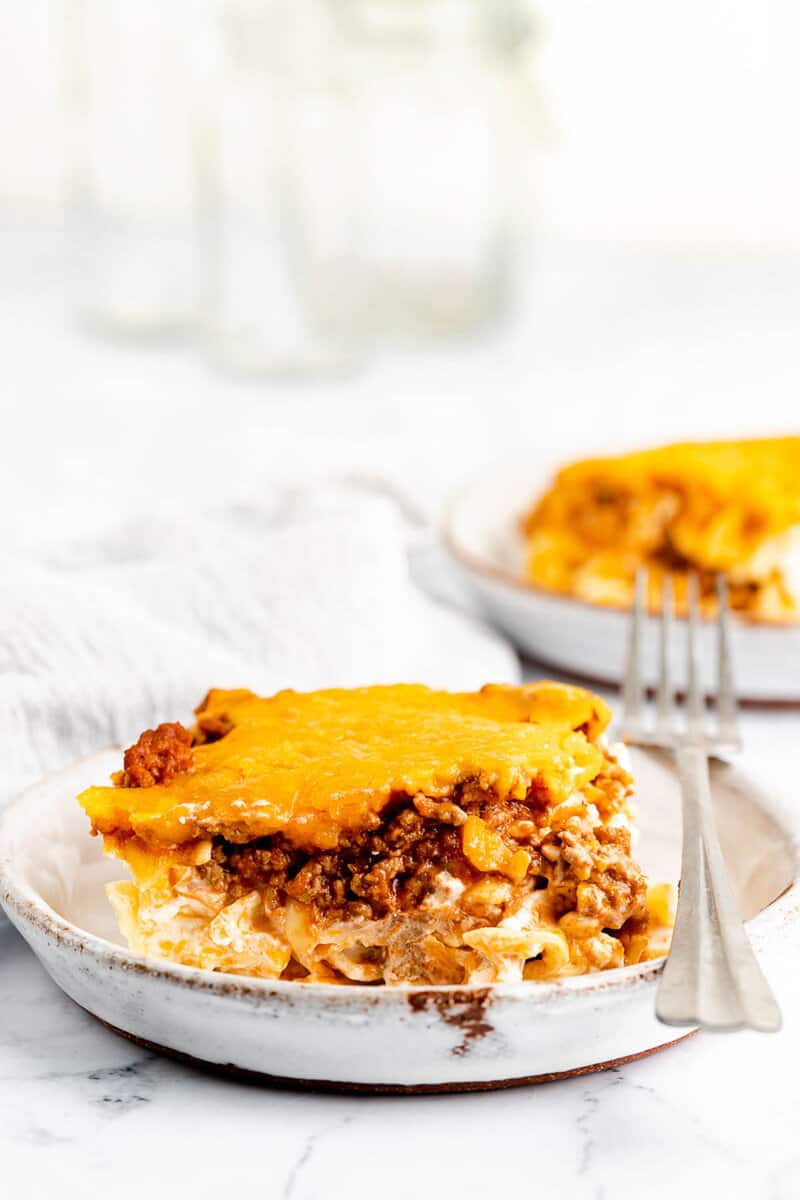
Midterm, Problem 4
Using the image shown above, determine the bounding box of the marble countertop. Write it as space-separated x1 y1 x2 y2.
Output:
2 232 800 1197
3 879 800 1200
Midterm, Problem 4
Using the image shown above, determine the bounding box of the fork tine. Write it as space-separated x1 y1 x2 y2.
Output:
655 573 674 742
685 572 705 743
621 567 647 738
716 574 742 752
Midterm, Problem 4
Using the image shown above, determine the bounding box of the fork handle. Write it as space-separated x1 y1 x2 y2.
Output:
655 745 782 1032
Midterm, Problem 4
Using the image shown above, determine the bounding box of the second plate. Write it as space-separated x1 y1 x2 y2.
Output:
444 462 800 704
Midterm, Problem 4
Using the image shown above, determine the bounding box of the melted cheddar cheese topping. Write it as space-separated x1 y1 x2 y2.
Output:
79 682 611 851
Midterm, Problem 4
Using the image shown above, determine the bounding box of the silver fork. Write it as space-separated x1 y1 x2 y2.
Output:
621 568 781 1033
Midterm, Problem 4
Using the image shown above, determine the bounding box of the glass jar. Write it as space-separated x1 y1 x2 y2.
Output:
332 0 536 340
198 0 364 377
69 0 200 338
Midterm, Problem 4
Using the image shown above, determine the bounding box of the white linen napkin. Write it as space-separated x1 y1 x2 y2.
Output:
0 480 518 803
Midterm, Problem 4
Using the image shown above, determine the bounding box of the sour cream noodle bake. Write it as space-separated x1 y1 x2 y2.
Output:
521 437 800 620
78 684 673 986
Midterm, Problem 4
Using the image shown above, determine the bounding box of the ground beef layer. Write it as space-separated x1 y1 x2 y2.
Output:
193 783 647 936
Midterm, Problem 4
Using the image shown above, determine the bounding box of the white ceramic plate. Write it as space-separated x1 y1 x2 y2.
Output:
1 748 797 1092
444 462 800 704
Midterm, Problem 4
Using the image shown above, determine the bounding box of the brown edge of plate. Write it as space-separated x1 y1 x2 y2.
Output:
91 1012 697 1096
